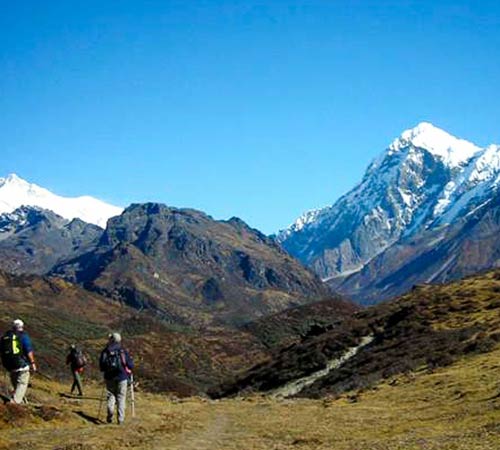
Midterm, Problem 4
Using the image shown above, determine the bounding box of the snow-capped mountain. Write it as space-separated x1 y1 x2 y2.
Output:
0 173 123 228
278 122 500 289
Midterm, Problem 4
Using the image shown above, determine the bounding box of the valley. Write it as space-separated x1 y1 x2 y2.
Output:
1 344 499 449
1 123 500 449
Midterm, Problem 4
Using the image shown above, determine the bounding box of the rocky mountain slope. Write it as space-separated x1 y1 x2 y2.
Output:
0 206 102 275
0 173 122 227
279 123 500 302
211 268 500 398
53 203 332 326
335 189 500 304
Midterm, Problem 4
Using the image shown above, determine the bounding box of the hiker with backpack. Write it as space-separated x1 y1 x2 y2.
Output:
66 344 86 396
0 319 37 404
99 332 134 424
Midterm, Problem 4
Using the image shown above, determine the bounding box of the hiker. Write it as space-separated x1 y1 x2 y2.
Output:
0 319 36 404
99 333 134 424
66 344 86 396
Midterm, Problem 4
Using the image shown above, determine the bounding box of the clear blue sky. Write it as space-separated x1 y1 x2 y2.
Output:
1 1 500 233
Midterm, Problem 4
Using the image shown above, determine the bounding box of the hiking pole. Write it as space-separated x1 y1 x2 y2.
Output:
129 374 136 418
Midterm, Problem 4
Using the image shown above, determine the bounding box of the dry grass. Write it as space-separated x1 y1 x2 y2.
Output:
1 345 499 450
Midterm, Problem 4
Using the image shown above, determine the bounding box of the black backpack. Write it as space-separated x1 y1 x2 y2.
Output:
0 331 26 371
101 348 123 374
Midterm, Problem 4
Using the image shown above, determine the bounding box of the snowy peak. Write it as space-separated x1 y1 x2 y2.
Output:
0 173 123 228
0 173 26 186
389 122 481 167
279 123 500 282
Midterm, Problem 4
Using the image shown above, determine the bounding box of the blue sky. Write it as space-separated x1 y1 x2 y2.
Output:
1 1 500 233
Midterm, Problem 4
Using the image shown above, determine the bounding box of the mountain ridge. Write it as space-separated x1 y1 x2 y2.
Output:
52 202 334 326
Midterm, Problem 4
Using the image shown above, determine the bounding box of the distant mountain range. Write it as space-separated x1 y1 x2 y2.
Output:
2 125 500 401
279 122 500 303
2 121 500 307
52 203 331 326
0 173 122 227
0 203 333 327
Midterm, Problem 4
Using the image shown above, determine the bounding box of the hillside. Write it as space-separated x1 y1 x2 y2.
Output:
241 295 359 349
0 270 274 395
212 269 500 398
53 203 331 326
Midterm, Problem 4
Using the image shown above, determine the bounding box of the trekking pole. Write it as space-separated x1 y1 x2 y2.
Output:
129 374 136 418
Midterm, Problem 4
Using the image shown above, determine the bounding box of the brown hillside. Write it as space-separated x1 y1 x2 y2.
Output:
212 268 500 398
0 271 271 395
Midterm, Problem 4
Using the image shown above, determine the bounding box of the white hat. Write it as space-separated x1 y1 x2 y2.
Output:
109 332 122 343
12 319 24 330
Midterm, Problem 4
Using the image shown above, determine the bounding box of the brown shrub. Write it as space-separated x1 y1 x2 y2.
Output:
0 404 30 428
34 405 62 422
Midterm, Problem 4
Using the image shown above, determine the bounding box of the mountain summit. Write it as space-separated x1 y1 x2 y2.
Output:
387 122 481 167
279 123 500 302
53 202 332 326
0 173 123 228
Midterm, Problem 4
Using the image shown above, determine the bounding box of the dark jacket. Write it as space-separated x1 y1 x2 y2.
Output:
99 343 134 382
66 348 85 372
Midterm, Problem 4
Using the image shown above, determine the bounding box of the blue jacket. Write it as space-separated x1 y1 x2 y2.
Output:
99 343 134 382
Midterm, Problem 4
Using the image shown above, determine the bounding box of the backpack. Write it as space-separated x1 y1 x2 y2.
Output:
73 350 87 369
0 331 26 371
101 348 123 374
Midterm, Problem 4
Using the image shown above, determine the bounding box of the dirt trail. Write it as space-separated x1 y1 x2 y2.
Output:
165 411 230 450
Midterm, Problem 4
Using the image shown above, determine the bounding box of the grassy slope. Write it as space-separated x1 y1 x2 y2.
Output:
1 344 499 450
